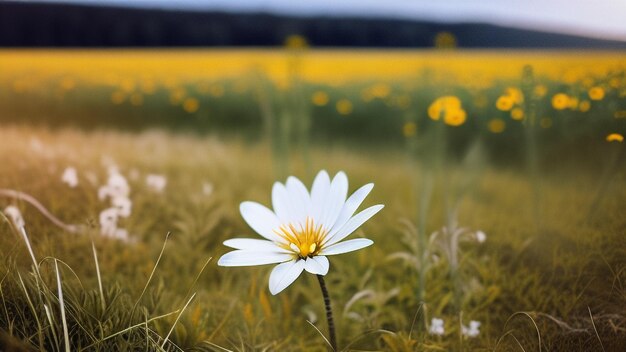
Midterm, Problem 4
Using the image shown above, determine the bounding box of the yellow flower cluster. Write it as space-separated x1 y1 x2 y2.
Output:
496 87 525 121
428 96 466 126
551 93 583 111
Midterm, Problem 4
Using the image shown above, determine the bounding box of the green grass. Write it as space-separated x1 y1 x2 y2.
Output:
0 124 625 351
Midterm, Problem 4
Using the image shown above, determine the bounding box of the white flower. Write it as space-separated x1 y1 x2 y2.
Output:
4 206 25 229
429 317 445 336
462 320 481 338
475 230 486 243
146 174 167 193
99 207 119 236
218 170 383 295
111 196 132 218
99 207 129 241
61 167 78 188
98 172 130 200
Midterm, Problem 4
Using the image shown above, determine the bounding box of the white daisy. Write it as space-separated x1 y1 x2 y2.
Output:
98 172 130 200
111 196 132 218
99 207 129 241
61 167 79 188
462 320 481 338
99 207 119 236
475 230 487 243
218 170 383 295
429 317 445 336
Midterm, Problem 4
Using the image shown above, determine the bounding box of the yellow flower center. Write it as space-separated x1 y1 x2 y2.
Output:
274 217 327 258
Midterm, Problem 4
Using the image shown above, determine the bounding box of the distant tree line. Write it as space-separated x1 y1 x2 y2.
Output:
0 1 624 48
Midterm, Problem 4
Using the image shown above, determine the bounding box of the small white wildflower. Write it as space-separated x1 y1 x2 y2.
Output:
111 196 132 218
112 228 129 241
99 207 119 236
462 320 481 338
475 230 486 243
98 172 130 200
4 206 25 229
429 317 445 336
61 167 79 188
202 182 214 197
99 207 129 241
146 174 167 193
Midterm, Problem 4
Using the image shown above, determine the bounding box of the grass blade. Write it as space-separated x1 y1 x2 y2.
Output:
160 292 197 349
55 259 71 352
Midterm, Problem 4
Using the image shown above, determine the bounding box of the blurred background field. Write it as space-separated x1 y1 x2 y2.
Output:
1 49 624 161
1 0 626 351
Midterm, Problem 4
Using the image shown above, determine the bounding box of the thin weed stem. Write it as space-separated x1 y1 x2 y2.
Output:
0 189 82 233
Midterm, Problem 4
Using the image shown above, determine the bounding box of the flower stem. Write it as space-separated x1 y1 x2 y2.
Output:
317 275 337 351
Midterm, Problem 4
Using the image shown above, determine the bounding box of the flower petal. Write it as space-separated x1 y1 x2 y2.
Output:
286 176 311 223
327 183 374 238
319 239 374 256
269 259 305 295
304 256 329 275
217 250 293 267
324 204 384 246
223 238 290 253
272 182 294 224
321 171 348 230
240 201 284 243
310 170 330 224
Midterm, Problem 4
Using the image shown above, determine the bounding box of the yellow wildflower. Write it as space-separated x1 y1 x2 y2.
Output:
505 87 524 104
285 34 308 49
336 99 353 115
312 91 329 106
588 86 605 101
511 107 524 120
488 118 505 133
496 96 514 111
551 93 569 110
606 133 624 142
428 96 461 120
434 32 457 49
403 122 417 137
183 98 199 113
533 85 548 98
444 109 466 127
579 100 591 112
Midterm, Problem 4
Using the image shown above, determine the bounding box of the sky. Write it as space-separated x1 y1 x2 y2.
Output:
26 0 626 41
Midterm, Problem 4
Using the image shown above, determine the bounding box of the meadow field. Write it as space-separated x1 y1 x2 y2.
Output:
0 49 625 351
